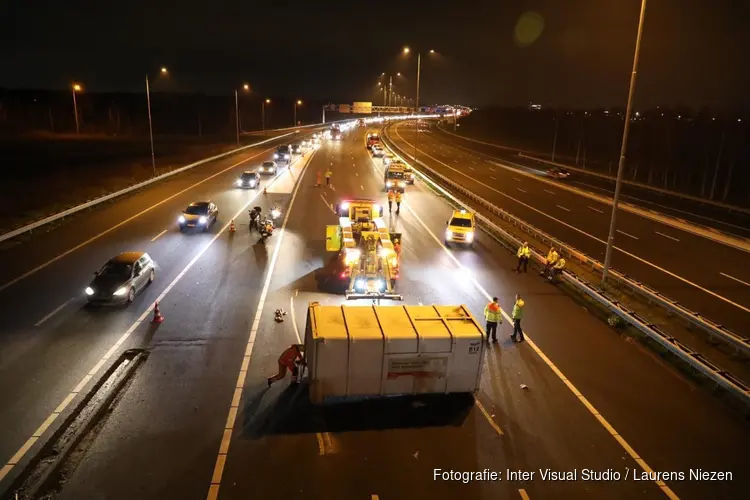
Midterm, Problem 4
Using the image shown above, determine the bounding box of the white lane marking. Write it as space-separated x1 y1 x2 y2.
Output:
489 167 496 172
321 194 336 214
555 205 571 212
720 272 750 288
0 146 277 294
400 189 680 500
392 128 750 316
150 229 168 242
469 167 475 170
544 189 555 195
513 177 521 182
207 146 314 500
0 150 312 487
490 176 497 180
517 188 527 194
655 231 680 242
519 489 531 500
355 172 359 176
34 297 75 327
361 185 364 190
471 160 477 164
588 206 604 214
617 229 639 240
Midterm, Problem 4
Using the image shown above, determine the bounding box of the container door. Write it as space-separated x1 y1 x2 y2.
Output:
326 225 341 252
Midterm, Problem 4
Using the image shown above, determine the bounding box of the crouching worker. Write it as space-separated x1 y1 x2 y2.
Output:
267 344 304 387
549 257 566 282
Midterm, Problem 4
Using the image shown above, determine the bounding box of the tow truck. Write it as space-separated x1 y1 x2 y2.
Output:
445 209 476 247
366 133 380 150
384 162 407 192
318 199 402 300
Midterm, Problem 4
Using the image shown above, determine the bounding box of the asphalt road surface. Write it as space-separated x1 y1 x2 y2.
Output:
0 126 748 500
436 124 750 239
387 121 750 336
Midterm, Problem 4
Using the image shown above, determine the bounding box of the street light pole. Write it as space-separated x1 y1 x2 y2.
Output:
602 0 647 283
414 51 421 164
234 89 240 146
389 76 393 106
262 98 270 135
146 74 156 176
294 100 302 126
71 84 81 135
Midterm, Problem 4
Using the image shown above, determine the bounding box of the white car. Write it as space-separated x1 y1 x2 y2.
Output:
371 144 384 157
258 161 278 175
383 153 396 166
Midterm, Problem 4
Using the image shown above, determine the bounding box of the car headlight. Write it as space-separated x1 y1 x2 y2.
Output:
178 216 185 224
445 229 453 240
199 216 207 224
375 279 385 291
373 203 380 213
345 249 361 264
398 182 405 187
340 202 349 210
355 279 365 290
85 287 94 296
465 231 474 242
113 287 128 296
274 154 279 159
285 154 290 159
236 179 242 186
250 180 256 186
386 181 392 187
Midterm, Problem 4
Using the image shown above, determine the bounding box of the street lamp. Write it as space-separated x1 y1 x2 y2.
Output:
262 98 271 135
294 99 303 126
146 66 168 176
71 83 82 135
403 46 436 164
235 83 250 146
602 0 647 283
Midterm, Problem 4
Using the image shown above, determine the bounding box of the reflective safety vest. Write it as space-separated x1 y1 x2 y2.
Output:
395 192 403 202
517 245 530 258
387 191 395 201
325 170 332 178
554 258 566 270
484 302 502 323
546 250 559 264
512 299 525 320
393 242 401 254
279 345 301 366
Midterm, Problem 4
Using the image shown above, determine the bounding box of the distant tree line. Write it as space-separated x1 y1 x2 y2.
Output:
459 107 750 205
0 89 337 138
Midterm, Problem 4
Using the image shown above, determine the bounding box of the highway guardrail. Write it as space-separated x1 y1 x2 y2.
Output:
0 128 331 244
383 125 750 407
436 120 750 216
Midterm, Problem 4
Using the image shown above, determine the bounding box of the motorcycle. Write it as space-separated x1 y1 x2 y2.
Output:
249 206 261 231
259 218 275 242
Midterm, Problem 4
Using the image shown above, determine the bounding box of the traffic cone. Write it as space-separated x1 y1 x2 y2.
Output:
151 302 164 324
229 219 236 232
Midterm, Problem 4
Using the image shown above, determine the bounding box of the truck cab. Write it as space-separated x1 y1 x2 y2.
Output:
366 133 380 150
384 164 407 192
445 209 476 247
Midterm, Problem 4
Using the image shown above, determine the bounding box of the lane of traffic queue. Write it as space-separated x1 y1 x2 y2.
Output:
389 122 750 335
217 128 668 500
53 154 315 500
0 132 320 484
432 124 750 238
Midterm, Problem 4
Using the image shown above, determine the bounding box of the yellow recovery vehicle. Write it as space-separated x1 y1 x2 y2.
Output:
323 199 402 300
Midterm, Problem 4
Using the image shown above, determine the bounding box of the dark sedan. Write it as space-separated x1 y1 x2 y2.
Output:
179 201 218 231
86 252 155 305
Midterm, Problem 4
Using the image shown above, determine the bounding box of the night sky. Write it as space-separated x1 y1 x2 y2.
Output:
2 0 748 108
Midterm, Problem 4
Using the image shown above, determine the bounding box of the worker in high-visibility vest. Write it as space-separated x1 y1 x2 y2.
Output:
550 257 566 281
395 190 403 214
515 242 531 273
267 344 304 386
484 297 503 343
541 247 559 277
511 294 525 342
325 169 332 186
387 190 395 212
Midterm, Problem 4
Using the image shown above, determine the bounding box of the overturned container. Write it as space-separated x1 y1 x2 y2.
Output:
303 302 485 404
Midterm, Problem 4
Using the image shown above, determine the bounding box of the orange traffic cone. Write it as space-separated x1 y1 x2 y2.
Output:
151 302 164 324
229 219 236 232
